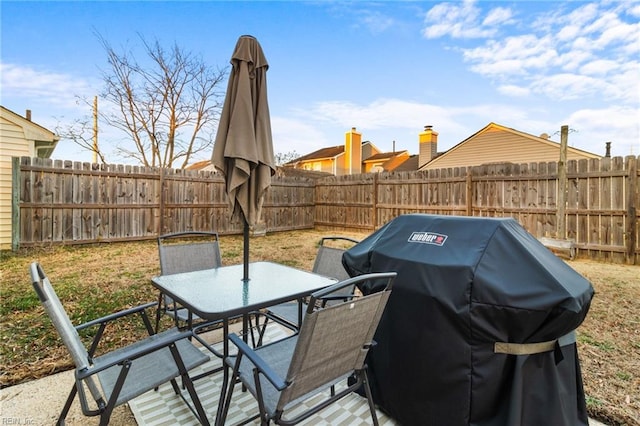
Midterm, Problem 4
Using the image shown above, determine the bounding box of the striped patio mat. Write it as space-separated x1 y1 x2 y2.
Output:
129 323 397 425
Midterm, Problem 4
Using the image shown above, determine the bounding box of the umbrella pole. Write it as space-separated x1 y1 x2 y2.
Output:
243 218 250 281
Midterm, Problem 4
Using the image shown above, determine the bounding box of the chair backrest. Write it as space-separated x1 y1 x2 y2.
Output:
278 272 396 409
30 262 104 402
158 231 222 275
312 236 359 282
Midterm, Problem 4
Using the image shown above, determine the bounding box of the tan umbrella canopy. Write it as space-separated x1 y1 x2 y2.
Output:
212 35 275 280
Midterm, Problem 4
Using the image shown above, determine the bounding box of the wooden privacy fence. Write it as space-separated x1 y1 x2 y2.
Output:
12 157 315 247
315 156 639 264
13 155 639 263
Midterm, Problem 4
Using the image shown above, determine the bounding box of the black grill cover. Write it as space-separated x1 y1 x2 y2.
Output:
343 214 594 426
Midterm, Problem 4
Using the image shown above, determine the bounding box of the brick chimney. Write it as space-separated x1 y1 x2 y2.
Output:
345 127 362 175
419 125 438 167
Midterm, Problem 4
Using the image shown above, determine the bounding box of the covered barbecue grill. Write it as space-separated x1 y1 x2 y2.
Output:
343 214 594 426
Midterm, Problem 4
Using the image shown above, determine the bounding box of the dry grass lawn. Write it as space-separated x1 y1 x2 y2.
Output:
1 229 638 425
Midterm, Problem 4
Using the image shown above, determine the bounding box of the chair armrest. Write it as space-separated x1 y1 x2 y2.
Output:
76 328 197 379
228 333 288 391
312 272 396 301
76 301 158 331
191 323 224 358
321 236 360 245
318 293 357 301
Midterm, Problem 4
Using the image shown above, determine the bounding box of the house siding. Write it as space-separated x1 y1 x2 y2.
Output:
0 117 33 249
1 107 58 250
424 126 599 170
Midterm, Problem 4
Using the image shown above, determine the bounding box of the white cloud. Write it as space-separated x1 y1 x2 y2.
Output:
564 106 640 156
271 116 332 155
275 93 638 160
302 99 453 131
590 17 640 50
464 35 559 77
422 0 500 39
497 85 530 97
482 7 514 27
286 97 561 154
565 3 600 29
357 9 396 34
425 1 639 107
531 73 607 100
0 62 95 109
556 24 581 42
556 50 594 72
580 59 619 75
608 61 640 104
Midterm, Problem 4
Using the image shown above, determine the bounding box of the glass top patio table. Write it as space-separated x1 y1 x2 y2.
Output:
150 261 337 321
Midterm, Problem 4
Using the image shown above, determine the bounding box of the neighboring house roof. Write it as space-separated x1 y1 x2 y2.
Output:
287 140 384 166
363 151 405 163
363 150 411 172
421 122 601 170
289 142 411 174
287 145 345 164
0 106 59 157
186 159 214 171
392 155 419 172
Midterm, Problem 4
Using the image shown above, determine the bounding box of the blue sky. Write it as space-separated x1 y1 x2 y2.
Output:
1 0 639 164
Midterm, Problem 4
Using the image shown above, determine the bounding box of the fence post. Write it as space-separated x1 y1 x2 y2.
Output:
626 156 637 264
466 167 473 216
557 125 568 239
159 167 165 235
11 157 21 251
372 173 379 229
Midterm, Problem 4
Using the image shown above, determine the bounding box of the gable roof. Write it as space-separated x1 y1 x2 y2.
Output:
363 151 408 163
286 140 382 165
393 155 419 172
422 122 600 170
1 106 60 158
185 159 214 171
289 145 345 163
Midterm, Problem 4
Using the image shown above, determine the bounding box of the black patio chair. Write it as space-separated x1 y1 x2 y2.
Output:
30 262 210 426
155 231 223 332
254 236 360 344
214 271 395 426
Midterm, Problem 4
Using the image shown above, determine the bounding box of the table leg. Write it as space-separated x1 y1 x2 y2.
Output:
215 319 230 424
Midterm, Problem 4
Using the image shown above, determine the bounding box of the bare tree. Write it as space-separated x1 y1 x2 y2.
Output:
55 111 108 164
274 150 300 166
98 34 227 168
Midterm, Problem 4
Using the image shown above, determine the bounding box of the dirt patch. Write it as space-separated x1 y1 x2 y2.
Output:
1 230 638 425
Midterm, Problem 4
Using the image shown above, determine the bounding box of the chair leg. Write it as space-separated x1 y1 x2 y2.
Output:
180 372 210 425
256 315 270 347
216 377 235 426
168 344 210 425
57 385 78 425
155 292 164 333
169 378 181 395
362 369 379 426
99 408 115 426
253 368 272 426
216 354 244 426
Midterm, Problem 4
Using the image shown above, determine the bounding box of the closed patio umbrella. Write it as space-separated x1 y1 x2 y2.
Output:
212 35 275 281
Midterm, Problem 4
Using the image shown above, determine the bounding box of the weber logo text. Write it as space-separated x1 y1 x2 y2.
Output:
408 232 448 246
